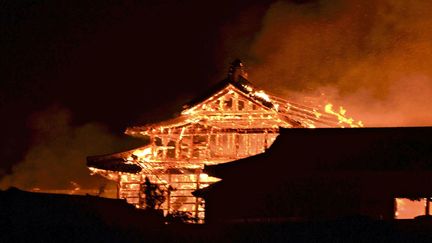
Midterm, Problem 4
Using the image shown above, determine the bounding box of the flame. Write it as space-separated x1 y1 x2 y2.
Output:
69 181 80 194
312 109 322 119
199 173 209 180
324 103 363 128
130 147 153 161
395 198 431 219
254 90 271 102
306 123 316 128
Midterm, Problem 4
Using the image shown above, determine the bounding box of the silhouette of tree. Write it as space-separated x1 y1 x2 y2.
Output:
166 210 198 224
140 177 167 210
139 178 198 223
97 182 106 196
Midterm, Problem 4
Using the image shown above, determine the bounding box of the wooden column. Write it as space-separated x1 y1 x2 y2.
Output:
117 172 121 199
235 133 240 158
167 173 172 215
195 169 201 219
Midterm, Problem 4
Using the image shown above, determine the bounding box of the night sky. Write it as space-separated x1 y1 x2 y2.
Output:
0 0 272 174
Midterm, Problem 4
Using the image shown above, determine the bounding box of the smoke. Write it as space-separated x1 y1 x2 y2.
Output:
0 106 143 196
231 0 432 126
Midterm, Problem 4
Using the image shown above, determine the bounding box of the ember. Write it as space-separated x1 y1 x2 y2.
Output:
87 60 362 223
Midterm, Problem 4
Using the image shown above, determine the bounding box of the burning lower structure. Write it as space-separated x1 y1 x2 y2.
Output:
87 60 361 222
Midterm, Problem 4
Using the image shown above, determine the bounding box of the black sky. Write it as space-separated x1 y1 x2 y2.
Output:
0 0 293 172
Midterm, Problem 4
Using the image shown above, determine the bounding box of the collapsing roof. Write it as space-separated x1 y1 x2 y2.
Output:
125 65 349 138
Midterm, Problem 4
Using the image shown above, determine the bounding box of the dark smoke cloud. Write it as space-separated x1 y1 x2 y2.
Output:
0 106 143 195
228 0 432 126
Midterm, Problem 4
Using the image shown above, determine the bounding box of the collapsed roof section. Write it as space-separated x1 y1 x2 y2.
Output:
125 76 341 139
87 148 143 174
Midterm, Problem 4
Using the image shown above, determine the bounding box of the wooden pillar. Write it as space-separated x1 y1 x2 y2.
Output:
175 139 181 159
206 128 212 159
140 173 144 209
117 172 121 199
247 133 251 156
188 135 193 159
167 173 172 215
235 133 240 158
233 92 238 112
195 169 201 219
161 136 167 160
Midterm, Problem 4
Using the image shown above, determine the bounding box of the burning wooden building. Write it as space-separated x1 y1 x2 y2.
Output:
87 60 360 222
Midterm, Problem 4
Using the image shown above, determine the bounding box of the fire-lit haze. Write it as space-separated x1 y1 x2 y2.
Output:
0 106 143 197
229 1 432 217
396 198 430 219
222 0 432 127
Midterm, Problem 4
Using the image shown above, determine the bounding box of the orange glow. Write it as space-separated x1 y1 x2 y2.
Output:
70 181 80 194
130 147 153 162
395 198 429 219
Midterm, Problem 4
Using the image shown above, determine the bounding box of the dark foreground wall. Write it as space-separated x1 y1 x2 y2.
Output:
0 188 165 242
1 188 432 242
198 127 432 223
